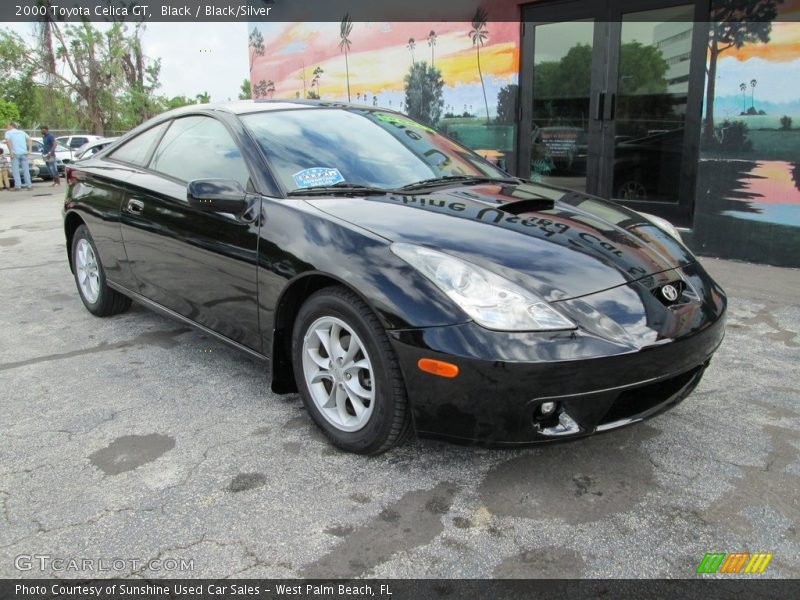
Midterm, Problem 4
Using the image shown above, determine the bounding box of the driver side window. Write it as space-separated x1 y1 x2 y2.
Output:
149 116 250 189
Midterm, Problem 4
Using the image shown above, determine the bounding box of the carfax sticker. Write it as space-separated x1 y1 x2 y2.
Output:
292 167 345 189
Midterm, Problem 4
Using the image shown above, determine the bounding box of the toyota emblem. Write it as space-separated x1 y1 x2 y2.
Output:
661 284 679 302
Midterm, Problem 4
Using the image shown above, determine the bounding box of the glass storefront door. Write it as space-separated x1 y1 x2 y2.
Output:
519 1 706 225
529 19 596 194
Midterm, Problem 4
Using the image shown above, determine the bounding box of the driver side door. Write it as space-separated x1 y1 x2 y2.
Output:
117 115 262 351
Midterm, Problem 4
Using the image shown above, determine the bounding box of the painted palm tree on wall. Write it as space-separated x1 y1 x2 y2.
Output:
248 27 265 70
339 13 353 102
750 78 757 110
312 66 324 98
740 82 747 113
427 30 437 67
470 7 491 124
407 38 416 65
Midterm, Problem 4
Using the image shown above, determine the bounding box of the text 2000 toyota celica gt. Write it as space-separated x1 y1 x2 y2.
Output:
63 101 726 454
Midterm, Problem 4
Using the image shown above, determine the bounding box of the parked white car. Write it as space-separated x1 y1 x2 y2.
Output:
75 137 118 159
55 134 103 155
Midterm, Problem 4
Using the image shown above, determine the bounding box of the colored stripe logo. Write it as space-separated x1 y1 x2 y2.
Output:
697 552 773 574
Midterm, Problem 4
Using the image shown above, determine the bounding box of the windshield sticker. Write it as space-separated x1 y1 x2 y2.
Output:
374 113 436 134
292 167 345 189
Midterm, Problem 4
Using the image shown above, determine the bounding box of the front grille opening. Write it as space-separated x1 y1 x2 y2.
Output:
599 367 701 425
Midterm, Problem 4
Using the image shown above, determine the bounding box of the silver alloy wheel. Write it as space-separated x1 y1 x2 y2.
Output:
301 316 375 432
75 238 100 303
617 180 648 200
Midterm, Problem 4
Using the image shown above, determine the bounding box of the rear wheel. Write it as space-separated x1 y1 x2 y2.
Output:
71 224 131 317
291 286 411 454
616 177 648 200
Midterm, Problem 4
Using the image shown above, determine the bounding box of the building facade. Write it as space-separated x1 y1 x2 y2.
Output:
250 0 800 267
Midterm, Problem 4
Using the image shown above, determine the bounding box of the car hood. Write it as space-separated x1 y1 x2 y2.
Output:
305 181 695 301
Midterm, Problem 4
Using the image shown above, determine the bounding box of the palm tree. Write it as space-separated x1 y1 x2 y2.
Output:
407 38 416 65
196 91 211 104
300 60 308 99
427 30 437 67
339 13 353 102
470 7 490 124
740 82 747 113
312 66 324 98
750 78 757 110
248 27 265 69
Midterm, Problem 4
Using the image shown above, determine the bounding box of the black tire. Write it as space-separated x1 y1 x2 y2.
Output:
291 286 412 454
71 224 131 317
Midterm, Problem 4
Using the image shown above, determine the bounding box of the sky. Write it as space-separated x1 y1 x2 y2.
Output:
3 22 249 102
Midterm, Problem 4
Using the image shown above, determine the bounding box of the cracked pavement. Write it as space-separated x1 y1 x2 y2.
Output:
1 184 799 578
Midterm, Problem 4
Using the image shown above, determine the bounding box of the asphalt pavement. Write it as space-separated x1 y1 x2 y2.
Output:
1 182 798 578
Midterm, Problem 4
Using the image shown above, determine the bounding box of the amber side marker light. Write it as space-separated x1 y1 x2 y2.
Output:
417 358 459 378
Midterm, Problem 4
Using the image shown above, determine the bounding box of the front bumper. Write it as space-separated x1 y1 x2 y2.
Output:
389 263 726 445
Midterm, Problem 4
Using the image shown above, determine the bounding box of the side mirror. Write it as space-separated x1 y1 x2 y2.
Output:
187 179 247 214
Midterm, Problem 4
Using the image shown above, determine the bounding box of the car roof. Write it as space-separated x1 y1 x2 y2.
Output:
164 99 387 118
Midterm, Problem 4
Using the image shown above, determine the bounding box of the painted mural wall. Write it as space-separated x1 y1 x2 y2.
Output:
249 7 521 169
694 0 800 266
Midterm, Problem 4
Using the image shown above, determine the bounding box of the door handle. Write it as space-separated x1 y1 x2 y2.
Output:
605 93 616 121
595 92 606 121
127 199 144 215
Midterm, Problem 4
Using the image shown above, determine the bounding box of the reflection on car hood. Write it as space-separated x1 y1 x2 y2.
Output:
305 181 695 301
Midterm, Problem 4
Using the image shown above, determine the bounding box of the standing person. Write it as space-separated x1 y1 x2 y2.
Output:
4 122 32 191
0 148 10 190
40 126 60 186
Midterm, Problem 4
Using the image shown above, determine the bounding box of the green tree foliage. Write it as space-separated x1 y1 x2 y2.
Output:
704 0 781 142
403 62 444 128
161 96 197 111
0 22 163 134
534 43 668 99
0 98 21 125
534 42 671 129
709 119 753 153
495 84 518 125
239 79 252 100
618 42 668 96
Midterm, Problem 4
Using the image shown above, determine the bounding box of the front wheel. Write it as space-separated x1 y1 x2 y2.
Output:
71 224 131 317
291 286 412 454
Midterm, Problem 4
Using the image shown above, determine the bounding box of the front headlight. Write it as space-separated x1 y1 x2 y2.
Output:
638 211 682 242
391 243 576 332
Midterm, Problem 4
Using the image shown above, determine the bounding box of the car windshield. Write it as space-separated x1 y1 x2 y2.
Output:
240 108 507 193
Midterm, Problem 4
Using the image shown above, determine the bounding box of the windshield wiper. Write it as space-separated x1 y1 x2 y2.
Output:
287 182 390 197
399 175 520 191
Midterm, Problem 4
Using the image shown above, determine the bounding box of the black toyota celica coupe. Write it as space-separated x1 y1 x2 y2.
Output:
63 101 726 454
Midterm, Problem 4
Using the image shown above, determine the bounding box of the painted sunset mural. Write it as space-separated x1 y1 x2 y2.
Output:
249 19 518 116
249 11 521 167
701 0 800 228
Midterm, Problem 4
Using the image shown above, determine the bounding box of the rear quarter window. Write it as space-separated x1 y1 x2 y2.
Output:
109 122 170 167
